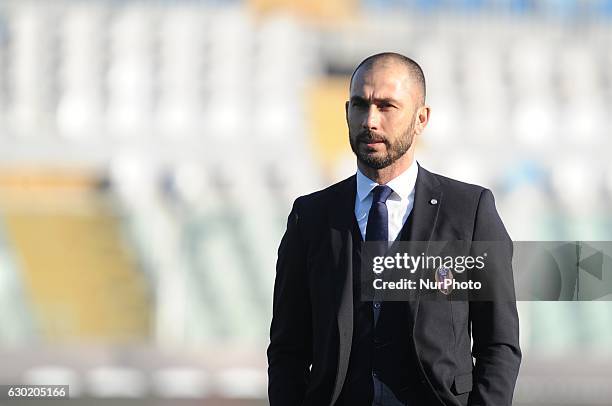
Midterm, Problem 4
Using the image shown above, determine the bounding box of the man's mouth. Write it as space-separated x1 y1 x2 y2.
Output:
361 137 386 148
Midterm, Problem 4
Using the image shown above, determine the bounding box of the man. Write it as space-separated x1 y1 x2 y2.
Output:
267 52 521 406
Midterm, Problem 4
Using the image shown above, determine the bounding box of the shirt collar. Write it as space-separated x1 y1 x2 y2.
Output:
356 160 419 202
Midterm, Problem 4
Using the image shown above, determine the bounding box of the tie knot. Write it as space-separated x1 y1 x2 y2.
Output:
372 185 393 204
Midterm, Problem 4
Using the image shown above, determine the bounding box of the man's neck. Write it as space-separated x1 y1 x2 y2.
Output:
357 153 415 185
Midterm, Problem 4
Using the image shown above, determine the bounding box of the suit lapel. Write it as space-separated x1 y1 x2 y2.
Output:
405 164 443 323
328 175 357 406
328 175 358 309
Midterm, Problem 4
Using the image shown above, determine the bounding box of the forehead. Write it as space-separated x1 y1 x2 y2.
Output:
350 63 412 99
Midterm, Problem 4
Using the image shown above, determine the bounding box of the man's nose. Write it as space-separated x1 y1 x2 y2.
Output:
362 105 380 130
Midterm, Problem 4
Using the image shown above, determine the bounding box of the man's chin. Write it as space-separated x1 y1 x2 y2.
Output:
357 154 393 170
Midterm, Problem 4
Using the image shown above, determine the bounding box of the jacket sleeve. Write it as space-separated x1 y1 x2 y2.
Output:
267 198 312 405
468 189 522 406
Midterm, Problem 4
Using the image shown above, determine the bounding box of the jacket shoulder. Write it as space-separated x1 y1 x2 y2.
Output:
426 168 488 201
293 175 354 211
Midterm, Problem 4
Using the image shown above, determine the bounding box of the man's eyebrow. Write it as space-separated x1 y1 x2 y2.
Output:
349 95 401 105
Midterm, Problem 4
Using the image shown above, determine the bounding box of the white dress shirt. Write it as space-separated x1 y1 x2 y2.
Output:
354 160 419 242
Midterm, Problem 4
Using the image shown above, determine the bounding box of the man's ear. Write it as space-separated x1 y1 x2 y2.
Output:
414 105 431 135
345 100 350 124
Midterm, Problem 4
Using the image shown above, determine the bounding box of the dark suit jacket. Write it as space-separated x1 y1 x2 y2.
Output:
267 164 521 406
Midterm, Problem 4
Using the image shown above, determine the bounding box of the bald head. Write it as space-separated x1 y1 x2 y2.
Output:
350 52 426 105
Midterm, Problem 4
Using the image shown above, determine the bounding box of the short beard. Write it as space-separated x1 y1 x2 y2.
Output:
349 125 414 170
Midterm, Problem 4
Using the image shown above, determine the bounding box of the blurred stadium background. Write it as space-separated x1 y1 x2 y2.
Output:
0 0 610 404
